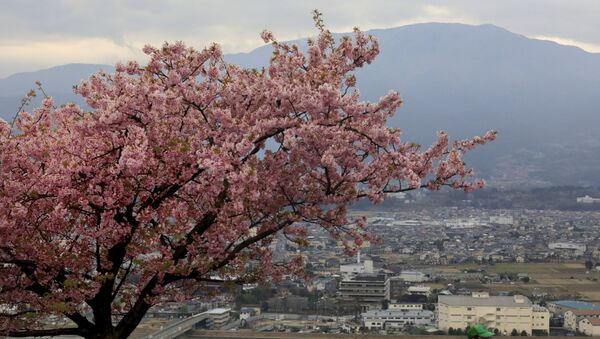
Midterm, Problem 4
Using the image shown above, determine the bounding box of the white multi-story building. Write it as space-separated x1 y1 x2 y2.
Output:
340 251 373 279
362 309 434 330
408 285 431 297
388 301 423 311
206 308 231 329
437 292 549 335
338 273 387 312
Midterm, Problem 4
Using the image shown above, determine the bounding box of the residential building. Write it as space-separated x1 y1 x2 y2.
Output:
437 292 549 335
564 310 600 331
239 304 261 321
362 309 434 330
579 317 600 336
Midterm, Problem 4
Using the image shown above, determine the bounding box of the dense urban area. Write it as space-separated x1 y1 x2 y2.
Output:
58 188 600 338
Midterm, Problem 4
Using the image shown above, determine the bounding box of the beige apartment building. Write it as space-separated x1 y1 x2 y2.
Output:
437 292 549 335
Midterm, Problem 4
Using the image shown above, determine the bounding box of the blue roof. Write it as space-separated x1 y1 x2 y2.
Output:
552 300 600 310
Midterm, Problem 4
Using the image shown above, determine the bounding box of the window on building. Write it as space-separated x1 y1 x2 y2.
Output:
467 307 472 311
497 308 501 311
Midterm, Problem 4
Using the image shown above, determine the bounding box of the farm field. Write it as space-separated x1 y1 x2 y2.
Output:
422 262 600 301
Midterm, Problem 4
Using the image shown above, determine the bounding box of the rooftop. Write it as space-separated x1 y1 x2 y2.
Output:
362 309 434 317
571 309 600 316
346 273 387 282
438 295 532 307
583 317 600 326
551 300 600 311
206 308 231 315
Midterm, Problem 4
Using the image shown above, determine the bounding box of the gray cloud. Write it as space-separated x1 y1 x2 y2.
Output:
0 0 598 77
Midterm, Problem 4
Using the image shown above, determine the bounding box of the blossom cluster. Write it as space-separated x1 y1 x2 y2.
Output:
0 27 494 335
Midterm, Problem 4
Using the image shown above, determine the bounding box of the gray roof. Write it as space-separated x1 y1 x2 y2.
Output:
362 309 434 318
549 300 600 311
438 295 532 307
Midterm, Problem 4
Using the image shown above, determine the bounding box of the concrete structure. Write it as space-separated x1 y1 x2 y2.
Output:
206 308 231 329
362 309 434 330
579 317 600 336
399 271 429 283
340 251 373 279
386 276 405 300
548 242 586 256
407 285 431 297
564 310 600 331
388 301 423 311
437 292 549 335
147 311 211 338
338 273 387 312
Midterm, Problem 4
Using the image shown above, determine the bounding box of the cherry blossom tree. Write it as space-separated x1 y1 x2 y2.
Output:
0 20 495 338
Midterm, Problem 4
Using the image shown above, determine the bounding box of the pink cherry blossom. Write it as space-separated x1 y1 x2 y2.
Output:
0 25 494 338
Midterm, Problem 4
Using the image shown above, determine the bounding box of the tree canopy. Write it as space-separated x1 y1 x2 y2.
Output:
0 19 495 338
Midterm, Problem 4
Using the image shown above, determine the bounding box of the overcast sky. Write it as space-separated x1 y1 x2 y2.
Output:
1 0 599 78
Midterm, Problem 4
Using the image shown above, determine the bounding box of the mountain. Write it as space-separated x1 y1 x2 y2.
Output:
0 63 114 122
1 23 599 187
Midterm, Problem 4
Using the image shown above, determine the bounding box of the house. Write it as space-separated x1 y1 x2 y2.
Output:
564 310 600 331
579 317 600 336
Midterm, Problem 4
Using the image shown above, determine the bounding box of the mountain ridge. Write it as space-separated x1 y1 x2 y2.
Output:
1 22 599 187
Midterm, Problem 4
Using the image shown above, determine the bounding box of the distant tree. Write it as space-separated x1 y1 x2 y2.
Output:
456 328 463 335
511 328 519 336
521 276 530 283
0 12 495 339
448 327 455 335
520 330 528 336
